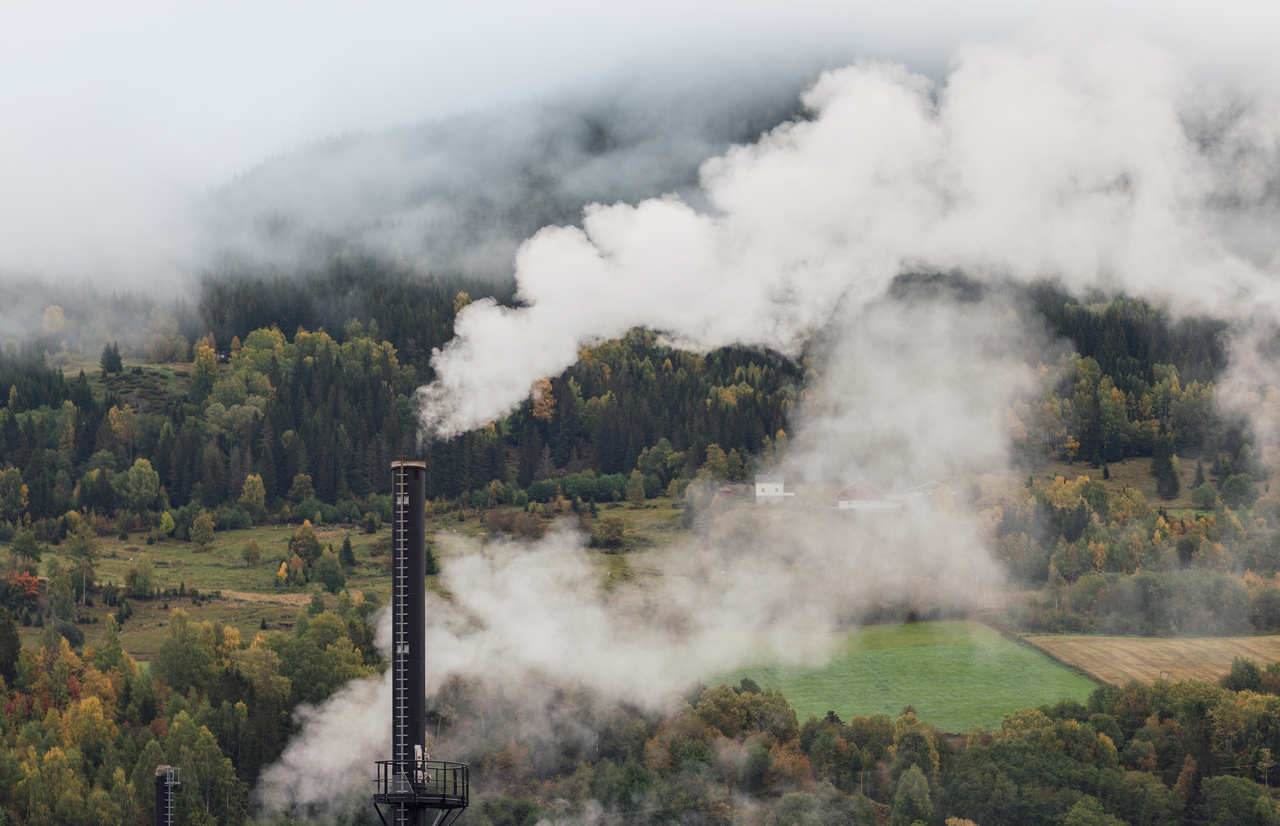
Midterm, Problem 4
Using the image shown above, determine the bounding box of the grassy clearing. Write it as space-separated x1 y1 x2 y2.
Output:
1027 455 1201 511
20 521 396 658
16 499 687 658
715 621 1098 733
77 523 396 598
1024 634 1280 685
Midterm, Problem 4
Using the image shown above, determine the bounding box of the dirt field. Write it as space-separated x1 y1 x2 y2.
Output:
1024 635 1280 685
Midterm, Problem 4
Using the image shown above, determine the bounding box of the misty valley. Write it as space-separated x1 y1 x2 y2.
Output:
6 28 1280 826
2 266 1279 826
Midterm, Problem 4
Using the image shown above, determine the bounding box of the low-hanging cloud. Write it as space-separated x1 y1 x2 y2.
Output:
196 69 813 281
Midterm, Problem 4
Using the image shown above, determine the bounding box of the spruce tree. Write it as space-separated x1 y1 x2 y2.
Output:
1152 432 1180 500
99 341 123 375
0 614 20 685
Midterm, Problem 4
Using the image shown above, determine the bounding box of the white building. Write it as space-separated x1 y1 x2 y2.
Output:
755 474 794 504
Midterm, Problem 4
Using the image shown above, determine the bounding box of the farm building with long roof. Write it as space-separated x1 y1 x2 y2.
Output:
831 477 941 509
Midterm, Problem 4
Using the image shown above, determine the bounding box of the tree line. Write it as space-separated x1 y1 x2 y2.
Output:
0 587 380 826
371 661 1280 826
0 318 798 545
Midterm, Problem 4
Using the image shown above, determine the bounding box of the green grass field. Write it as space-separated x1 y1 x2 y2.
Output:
715 621 1098 733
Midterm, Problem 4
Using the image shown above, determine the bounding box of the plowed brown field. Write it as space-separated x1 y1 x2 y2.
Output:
1024 635 1280 685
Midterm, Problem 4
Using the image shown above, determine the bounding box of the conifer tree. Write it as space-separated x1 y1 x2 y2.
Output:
99 341 123 375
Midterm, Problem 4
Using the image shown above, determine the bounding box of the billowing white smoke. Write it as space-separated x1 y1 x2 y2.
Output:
259 306 1025 819
785 297 1054 488
259 492 1005 817
417 36 1280 439
260 31 1280 819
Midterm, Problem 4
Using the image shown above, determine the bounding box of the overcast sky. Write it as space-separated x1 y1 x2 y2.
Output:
1 0 1276 283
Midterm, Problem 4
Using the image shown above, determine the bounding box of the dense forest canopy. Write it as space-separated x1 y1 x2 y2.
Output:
2 262 1280 826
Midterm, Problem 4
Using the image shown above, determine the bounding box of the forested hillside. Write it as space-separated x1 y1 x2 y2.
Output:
4 269 1280 825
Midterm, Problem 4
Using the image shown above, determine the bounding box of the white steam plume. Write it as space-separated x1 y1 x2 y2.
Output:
263 29 1280 820
417 35 1280 439
259 300 1026 819
259 481 1004 817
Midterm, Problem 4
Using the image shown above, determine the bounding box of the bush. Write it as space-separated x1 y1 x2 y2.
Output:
595 515 625 550
338 500 362 523
1221 656 1263 692
1253 587 1280 631
312 549 346 594
290 521 322 564
125 556 156 598
483 509 544 539
0 571 40 611
190 510 216 549
295 497 337 524
217 506 251 531
54 620 85 648
1222 474 1260 510
1191 482 1217 510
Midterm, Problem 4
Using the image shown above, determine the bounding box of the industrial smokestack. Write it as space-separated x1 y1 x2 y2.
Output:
374 460 468 826
154 765 179 826
393 459 428 771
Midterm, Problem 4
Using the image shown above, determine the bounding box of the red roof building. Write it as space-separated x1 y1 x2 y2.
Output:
832 477 901 509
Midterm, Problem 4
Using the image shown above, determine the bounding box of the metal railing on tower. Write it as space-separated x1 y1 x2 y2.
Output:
154 765 179 826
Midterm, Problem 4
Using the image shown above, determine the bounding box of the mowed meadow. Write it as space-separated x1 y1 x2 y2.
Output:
717 620 1098 732
1025 633 1280 685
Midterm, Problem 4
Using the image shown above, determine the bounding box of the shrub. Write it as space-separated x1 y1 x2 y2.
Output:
290 521 322 564
190 510 216 550
312 549 346 594
54 620 85 648
1222 474 1260 510
0 571 41 610
125 556 156 598
483 509 544 539
595 515 625 550
217 506 250 531
1190 483 1216 510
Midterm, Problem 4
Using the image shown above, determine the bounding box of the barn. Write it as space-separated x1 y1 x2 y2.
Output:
831 478 941 509
832 477 902 509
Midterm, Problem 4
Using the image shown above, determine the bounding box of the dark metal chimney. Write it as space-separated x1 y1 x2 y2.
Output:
392 459 428 772
374 460 468 826
154 765 179 826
